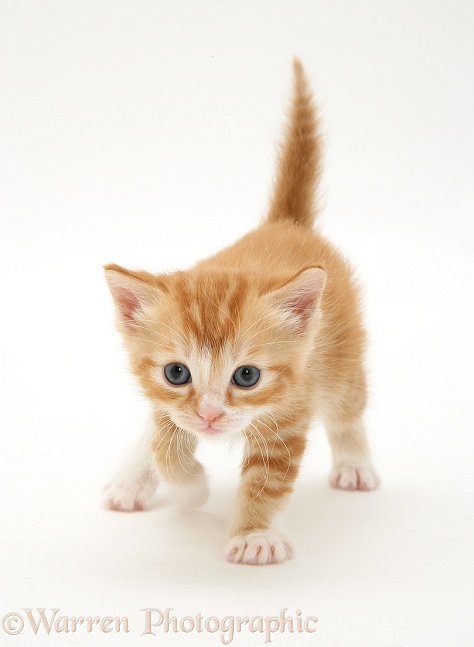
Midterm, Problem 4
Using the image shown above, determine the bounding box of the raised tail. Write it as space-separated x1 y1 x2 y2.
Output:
266 59 321 230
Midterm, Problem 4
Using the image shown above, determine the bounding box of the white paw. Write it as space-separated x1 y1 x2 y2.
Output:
330 463 380 491
225 531 294 565
103 473 157 512
169 472 209 511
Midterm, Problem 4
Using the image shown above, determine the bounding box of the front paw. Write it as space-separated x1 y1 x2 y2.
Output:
225 531 294 565
330 463 380 491
103 473 157 511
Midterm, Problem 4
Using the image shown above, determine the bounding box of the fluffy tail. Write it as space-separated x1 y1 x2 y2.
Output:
266 59 321 230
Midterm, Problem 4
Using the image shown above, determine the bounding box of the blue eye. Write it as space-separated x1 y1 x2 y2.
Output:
232 366 261 388
164 363 191 386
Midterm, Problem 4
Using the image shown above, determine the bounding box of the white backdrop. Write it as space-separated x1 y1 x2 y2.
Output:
1 1 473 645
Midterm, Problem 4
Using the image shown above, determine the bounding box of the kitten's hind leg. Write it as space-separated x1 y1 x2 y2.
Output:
326 416 379 491
102 417 159 511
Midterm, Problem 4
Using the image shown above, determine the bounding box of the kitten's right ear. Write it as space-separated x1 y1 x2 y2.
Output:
104 264 162 329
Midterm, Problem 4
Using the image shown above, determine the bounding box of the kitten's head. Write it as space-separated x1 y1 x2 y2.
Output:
105 264 325 438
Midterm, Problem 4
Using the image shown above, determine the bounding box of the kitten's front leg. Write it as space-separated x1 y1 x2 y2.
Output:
103 417 158 511
226 419 307 566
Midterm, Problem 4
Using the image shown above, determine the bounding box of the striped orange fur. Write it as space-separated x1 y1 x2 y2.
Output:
104 60 379 565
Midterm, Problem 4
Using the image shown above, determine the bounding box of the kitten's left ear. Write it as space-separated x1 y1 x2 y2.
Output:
269 266 326 334
104 263 162 329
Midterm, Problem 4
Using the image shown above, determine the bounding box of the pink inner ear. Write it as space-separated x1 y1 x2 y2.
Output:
285 288 318 331
277 268 326 333
114 286 142 324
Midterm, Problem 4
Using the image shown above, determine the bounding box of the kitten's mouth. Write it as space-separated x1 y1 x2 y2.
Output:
200 424 222 435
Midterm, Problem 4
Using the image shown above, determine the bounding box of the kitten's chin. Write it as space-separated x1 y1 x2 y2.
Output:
199 426 224 437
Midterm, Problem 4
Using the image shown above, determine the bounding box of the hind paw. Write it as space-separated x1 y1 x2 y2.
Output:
330 464 380 491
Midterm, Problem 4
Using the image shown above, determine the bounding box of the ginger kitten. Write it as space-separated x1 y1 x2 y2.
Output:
103 60 379 565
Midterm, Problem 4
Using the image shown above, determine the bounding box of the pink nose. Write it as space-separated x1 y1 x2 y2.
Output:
196 401 224 424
